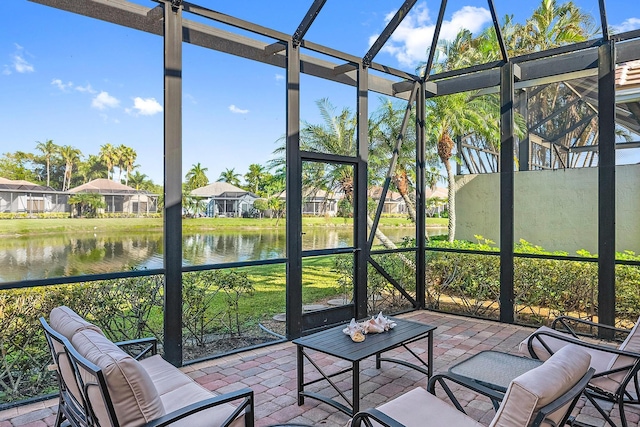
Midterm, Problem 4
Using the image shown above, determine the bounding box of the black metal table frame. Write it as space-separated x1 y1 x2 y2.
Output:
295 320 435 416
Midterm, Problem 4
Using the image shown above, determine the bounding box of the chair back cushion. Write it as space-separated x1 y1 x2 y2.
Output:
519 326 573 361
604 316 640 385
489 345 590 427
50 306 104 340
71 329 164 427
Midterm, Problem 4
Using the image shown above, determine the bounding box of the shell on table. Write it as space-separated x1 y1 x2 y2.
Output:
342 313 396 341
362 312 397 334
343 318 366 342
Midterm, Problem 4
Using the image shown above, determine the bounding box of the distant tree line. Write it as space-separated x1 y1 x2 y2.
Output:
0 140 159 194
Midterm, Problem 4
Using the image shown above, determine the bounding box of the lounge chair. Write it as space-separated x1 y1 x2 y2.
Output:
520 315 640 427
350 345 593 427
41 306 254 427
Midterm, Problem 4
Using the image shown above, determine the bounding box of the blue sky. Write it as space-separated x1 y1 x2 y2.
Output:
1 0 638 185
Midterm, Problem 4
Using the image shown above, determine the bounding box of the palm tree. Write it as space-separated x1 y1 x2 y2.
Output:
522 0 595 52
99 143 116 180
185 163 209 191
68 193 105 218
128 171 152 191
217 168 241 187
78 154 106 183
58 145 82 191
35 139 58 187
425 91 502 242
244 164 265 195
113 145 127 183
119 145 137 186
369 98 441 226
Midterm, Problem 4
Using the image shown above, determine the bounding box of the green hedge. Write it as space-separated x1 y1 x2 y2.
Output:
0 271 257 406
426 238 640 325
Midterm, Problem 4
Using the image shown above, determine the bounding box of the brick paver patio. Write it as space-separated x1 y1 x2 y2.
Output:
2 311 638 427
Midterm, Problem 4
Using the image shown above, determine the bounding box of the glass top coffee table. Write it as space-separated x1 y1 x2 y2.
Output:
293 317 436 416
448 350 543 392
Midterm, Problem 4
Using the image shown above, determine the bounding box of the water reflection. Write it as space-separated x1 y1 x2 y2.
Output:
0 227 445 282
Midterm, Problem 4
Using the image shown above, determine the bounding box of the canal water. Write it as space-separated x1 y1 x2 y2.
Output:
0 227 446 282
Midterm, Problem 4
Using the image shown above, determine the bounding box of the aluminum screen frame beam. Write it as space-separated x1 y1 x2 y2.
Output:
487 0 509 62
293 0 327 46
28 0 413 100
163 0 183 367
363 0 417 67
598 41 617 334
499 61 516 324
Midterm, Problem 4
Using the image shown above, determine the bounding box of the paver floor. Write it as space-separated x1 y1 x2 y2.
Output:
2 311 638 427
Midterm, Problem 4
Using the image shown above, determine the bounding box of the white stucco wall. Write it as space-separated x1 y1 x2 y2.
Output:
455 164 640 254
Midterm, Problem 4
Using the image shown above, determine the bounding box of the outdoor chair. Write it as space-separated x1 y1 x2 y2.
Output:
41 306 254 427
350 345 594 427
520 315 640 427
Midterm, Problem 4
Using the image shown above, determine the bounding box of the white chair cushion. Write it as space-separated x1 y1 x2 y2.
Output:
50 306 103 340
489 344 590 427
72 329 165 427
597 316 640 389
139 355 246 427
376 387 484 427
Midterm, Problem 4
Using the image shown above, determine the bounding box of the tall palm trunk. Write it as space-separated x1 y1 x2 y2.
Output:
443 158 456 242
46 159 50 188
392 171 418 222
438 132 456 242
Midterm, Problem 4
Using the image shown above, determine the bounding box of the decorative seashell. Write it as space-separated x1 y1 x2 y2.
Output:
362 318 385 334
375 312 397 331
343 318 366 342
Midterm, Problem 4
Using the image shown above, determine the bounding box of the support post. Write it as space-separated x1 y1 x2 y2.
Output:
355 65 369 320
499 61 515 324
286 41 303 339
598 41 616 334
416 82 426 308
163 0 183 366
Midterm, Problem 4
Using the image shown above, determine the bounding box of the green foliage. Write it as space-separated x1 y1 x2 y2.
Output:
0 271 257 405
333 252 417 314
337 198 353 218
182 270 255 346
68 193 106 218
425 238 640 325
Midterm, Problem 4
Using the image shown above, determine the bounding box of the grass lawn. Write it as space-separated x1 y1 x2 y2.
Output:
0 216 447 236
229 256 345 320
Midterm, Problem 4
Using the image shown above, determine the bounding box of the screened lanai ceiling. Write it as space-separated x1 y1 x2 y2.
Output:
30 0 640 173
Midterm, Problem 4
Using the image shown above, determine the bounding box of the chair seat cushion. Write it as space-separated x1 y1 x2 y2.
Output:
376 387 484 427
140 354 245 427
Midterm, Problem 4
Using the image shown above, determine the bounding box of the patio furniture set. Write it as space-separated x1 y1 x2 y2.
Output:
40 306 640 427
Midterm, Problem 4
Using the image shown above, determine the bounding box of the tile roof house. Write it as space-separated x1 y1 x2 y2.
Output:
191 182 258 217
0 177 66 214
68 178 158 215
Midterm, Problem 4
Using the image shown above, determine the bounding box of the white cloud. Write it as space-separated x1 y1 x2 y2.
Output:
5 44 35 74
614 18 640 33
184 93 197 104
51 79 73 91
14 55 35 73
229 104 249 114
75 84 96 94
130 97 163 116
91 91 120 110
275 74 285 81
373 3 492 68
